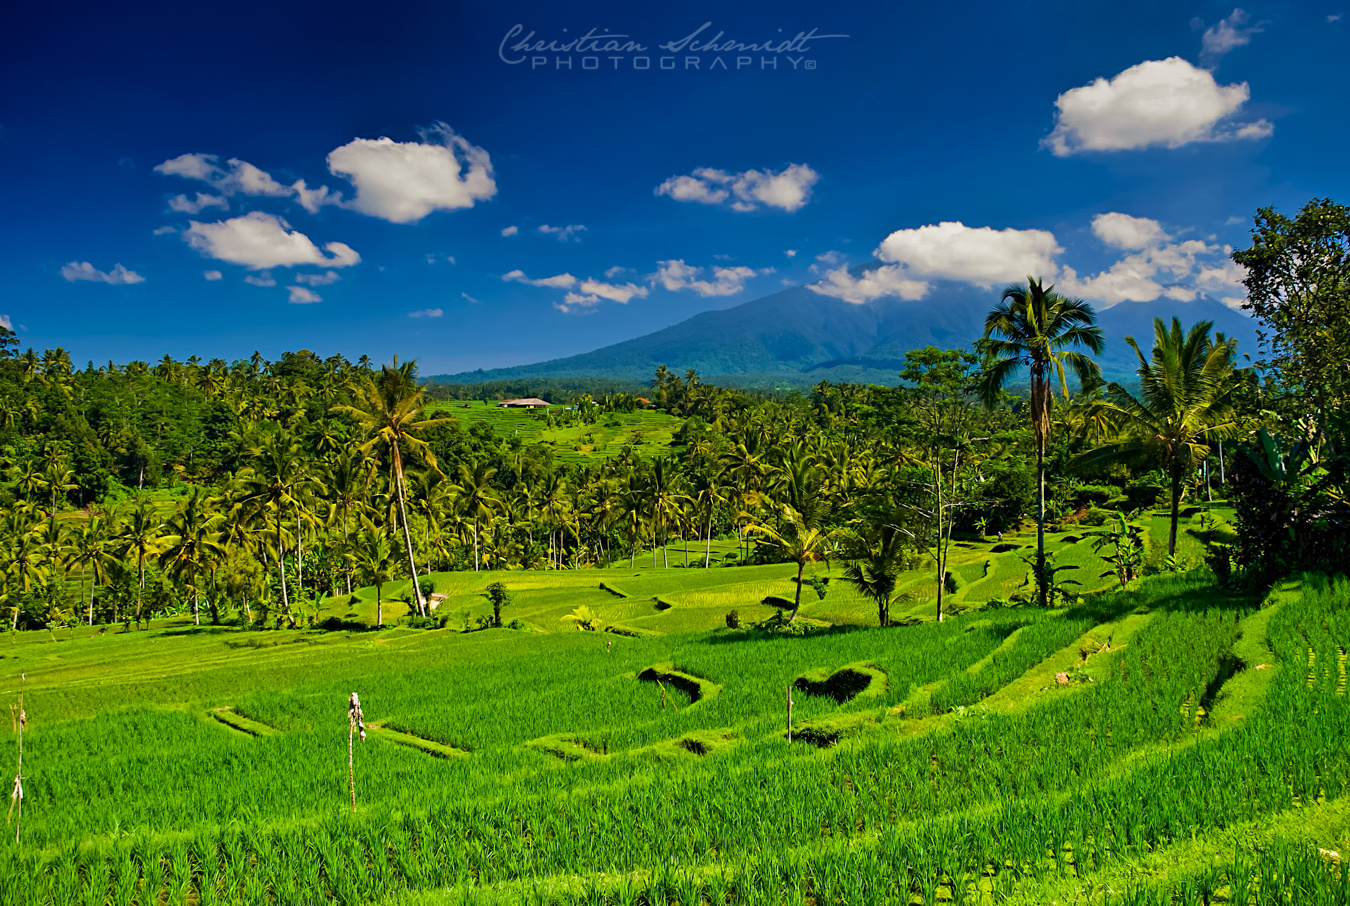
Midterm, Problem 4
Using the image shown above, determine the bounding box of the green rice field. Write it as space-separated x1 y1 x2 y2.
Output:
1 513 1346 905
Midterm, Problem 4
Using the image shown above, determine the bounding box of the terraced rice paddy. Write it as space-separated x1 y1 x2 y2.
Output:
1 515 1346 905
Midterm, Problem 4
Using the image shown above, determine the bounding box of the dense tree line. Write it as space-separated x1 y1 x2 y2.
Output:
1 198 1346 632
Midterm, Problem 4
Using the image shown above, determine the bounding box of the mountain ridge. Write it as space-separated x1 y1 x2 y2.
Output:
433 278 1259 389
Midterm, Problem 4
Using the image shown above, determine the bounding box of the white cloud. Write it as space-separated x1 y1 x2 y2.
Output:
785 249 797 257
409 307 443 318
655 163 819 213
288 286 322 304
653 260 764 297
462 292 480 304
809 265 931 304
604 265 632 279
0 315 10 330
1092 212 1170 250
244 272 278 287
156 153 340 213
876 222 1062 289
578 277 648 304
502 269 578 288
151 226 178 236
326 123 495 224
185 212 361 270
501 225 519 237
1330 13 1343 23
1043 57 1271 155
61 262 146 285
204 270 222 281
1200 9 1263 68
1059 220 1247 309
168 192 228 215
555 293 604 315
538 223 587 242
295 270 340 286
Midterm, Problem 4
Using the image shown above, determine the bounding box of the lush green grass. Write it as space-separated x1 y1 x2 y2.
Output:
1 540 1345 904
427 400 683 463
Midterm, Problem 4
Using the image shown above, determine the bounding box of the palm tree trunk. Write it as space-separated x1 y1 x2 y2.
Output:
934 461 945 624
705 512 713 568
1035 434 1047 608
276 514 293 625
473 515 480 572
84 564 91 626
1168 468 1181 556
789 562 805 622
392 461 425 617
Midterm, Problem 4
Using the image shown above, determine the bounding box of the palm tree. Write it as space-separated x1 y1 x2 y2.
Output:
355 529 397 628
746 504 836 622
161 487 227 626
67 514 115 625
116 498 166 625
235 431 311 626
332 358 454 615
977 277 1103 606
841 520 912 627
453 462 499 572
1073 318 1241 556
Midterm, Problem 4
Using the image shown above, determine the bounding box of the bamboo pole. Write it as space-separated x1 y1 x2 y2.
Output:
786 685 794 743
8 673 25 843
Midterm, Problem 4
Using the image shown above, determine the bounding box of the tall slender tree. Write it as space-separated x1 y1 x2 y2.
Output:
977 278 1103 606
332 359 453 616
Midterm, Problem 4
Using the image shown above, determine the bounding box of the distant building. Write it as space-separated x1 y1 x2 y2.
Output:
635 397 653 407
498 398 550 408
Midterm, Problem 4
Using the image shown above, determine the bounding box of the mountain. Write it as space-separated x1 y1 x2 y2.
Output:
434 278 1260 389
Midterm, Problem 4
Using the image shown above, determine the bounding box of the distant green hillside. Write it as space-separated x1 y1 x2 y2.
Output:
429 400 683 464
432 276 1260 388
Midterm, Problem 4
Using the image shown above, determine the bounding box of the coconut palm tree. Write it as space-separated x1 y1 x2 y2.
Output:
116 497 167 625
453 462 499 572
332 358 454 615
1073 318 1241 556
161 486 227 626
355 529 397 628
977 277 1103 606
235 431 312 626
746 504 836 622
841 519 913 627
67 513 116 625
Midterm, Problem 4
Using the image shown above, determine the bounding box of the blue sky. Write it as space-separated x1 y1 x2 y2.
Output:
2 0 1346 374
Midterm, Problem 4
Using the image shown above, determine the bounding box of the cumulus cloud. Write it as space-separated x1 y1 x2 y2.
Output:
288 286 322 304
655 163 819 213
326 123 495 224
785 249 797 257
409 307 443 318
1059 219 1248 309
809 265 931 304
807 222 1058 303
876 222 1061 289
554 293 605 315
244 272 278 287
168 192 228 215
61 262 145 284
204 270 223 281
152 225 178 236
156 153 337 213
653 260 765 297
538 223 587 242
185 212 361 270
1043 57 1272 155
501 225 519 237
503 269 578 288
1200 9 1263 68
1092 212 1171 250
578 277 648 304
0 315 11 330
295 270 340 286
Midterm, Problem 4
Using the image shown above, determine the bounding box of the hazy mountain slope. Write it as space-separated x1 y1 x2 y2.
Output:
436 280 1259 388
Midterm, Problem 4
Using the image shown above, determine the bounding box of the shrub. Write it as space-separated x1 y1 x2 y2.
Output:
725 609 741 629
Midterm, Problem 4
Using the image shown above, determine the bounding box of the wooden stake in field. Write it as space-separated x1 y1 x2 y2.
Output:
347 692 365 814
786 685 794 743
8 673 25 843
